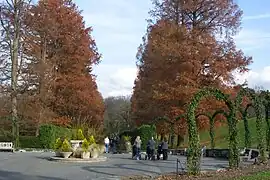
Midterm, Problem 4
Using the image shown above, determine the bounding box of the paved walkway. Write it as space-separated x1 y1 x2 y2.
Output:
0 152 230 180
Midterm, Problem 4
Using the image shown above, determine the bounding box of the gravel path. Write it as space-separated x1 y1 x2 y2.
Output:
0 152 230 180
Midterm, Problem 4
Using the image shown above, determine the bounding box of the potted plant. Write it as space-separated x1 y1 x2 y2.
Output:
54 138 62 157
81 138 90 159
70 129 84 151
60 139 73 158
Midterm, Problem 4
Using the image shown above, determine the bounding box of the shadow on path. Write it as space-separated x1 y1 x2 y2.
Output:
82 163 162 177
0 170 64 180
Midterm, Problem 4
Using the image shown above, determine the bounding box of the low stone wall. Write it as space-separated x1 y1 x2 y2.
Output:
205 149 229 159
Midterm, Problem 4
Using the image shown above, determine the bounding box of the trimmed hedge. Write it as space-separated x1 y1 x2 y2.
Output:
19 136 42 148
137 124 156 150
38 124 72 149
119 125 156 150
0 136 41 148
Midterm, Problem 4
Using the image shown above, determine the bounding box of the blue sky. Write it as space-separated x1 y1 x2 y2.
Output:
73 0 270 97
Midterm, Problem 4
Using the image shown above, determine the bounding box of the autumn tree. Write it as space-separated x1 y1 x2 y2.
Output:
131 0 252 136
21 0 104 132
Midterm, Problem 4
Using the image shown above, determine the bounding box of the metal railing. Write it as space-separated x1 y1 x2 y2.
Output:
176 158 185 179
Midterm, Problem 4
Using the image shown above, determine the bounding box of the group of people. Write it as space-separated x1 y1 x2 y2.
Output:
133 136 169 161
104 135 169 161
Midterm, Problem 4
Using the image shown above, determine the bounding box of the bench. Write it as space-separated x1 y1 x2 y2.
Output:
241 148 259 162
0 142 14 152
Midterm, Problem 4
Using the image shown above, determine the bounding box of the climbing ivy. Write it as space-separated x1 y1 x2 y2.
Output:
186 88 235 175
261 90 270 158
236 88 266 163
196 110 227 149
239 103 252 148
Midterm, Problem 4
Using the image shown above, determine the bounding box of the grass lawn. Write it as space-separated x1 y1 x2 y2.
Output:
182 117 267 148
233 171 270 180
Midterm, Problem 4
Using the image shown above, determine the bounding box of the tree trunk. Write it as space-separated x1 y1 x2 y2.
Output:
36 37 47 136
11 0 21 148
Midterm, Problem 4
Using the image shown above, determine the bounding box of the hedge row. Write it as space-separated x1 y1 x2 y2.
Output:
38 124 74 149
119 124 156 150
0 136 42 148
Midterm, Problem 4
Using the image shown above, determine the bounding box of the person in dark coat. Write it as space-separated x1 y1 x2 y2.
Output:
157 143 163 160
161 139 168 160
147 137 155 160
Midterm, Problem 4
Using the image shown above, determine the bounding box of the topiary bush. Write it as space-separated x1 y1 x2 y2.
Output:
82 138 89 152
54 138 62 151
89 135 95 145
61 139 72 152
76 129 84 140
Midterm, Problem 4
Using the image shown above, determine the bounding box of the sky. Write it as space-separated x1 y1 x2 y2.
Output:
73 0 270 98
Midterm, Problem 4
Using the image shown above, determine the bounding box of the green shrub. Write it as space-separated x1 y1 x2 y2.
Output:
39 124 56 149
89 135 95 145
82 138 89 152
76 129 84 140
137 124 156 150
0 136 41 148
38 124 72 149
54 138 62 151
55 126 72 140
61 139 72 152
19 136 42 148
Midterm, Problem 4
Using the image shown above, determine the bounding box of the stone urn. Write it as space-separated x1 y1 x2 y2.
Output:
81 151 90 159
60 152 72 158
55 151 61 157
70 140 83 151
91 148 99 158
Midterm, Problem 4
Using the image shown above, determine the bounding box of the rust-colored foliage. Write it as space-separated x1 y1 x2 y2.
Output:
131 0 252 135
19 0 104 130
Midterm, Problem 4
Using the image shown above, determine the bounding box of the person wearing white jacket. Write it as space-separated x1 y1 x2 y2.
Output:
104 137 109 153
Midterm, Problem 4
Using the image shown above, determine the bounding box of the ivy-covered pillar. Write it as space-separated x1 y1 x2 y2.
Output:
186 88 234 174
240 104 252 148
227 106 239 168
254 96 267 163
209 118 215 149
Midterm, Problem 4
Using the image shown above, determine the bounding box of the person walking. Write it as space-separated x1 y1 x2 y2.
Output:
161 138 168 160
104 137 109 153
134 136 142 160
147 137 155 160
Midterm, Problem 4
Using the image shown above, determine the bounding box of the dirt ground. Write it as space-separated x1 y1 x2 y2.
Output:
122 164 270 180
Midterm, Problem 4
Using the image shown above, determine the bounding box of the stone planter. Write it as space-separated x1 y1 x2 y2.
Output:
60 152 72 159
91 149 99 158
55 151 61 157
81 151 90 159
70 140 83 151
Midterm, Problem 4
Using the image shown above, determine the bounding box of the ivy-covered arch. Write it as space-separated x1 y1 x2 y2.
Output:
236 88 266 163
239 103 253 148
186 88 236 175
196 109 228 149
260 90 270 158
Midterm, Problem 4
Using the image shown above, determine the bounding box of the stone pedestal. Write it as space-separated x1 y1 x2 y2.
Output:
70 140 83 151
